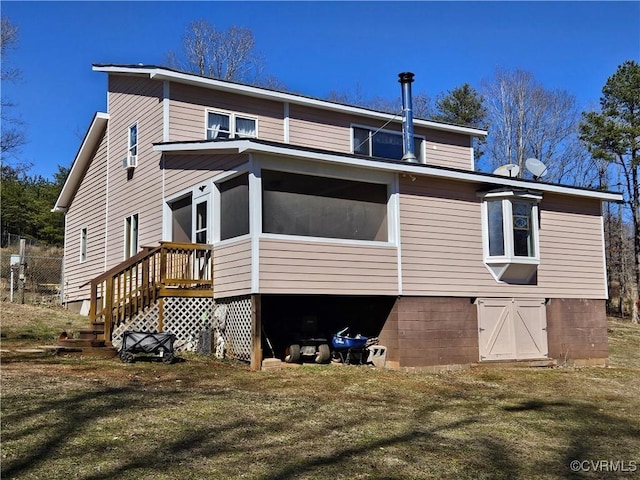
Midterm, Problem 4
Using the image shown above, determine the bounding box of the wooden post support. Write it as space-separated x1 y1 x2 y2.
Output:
250 294 262 371
158 298 165 333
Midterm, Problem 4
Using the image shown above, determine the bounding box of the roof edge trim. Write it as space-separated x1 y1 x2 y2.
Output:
93 64 487 138
53 112 109 212
154 139 623 202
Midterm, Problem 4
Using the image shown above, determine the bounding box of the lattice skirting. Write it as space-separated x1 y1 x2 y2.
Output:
214 296 252 362
112 303 161 351
111 295 253 362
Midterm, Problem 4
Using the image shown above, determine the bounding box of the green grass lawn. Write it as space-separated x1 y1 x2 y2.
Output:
1 303 639 479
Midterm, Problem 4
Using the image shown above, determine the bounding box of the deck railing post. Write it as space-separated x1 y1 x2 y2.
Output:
89 281 98 322
142 257 149 308
160 246 168 285
104 276 114 344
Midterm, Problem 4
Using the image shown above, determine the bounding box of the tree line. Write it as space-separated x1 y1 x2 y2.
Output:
2 17 638 320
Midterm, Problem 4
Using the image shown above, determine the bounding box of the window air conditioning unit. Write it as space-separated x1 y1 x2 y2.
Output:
123 154 138 169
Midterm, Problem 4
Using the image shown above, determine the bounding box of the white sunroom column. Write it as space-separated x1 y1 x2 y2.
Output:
248 154 261 293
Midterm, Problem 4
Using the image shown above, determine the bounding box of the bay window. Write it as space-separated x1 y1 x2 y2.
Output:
481 190 541 284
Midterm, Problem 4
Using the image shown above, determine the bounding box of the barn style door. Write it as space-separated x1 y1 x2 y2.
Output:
477 298 548 361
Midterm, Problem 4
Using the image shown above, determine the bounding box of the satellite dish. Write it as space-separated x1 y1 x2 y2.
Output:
525 158 548 180
493 164 520 178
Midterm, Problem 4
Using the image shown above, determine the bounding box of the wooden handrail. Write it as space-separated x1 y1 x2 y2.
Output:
83 245 159 287
89 242 213 342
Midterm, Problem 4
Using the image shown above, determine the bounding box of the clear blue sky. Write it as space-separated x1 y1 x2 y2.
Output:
2 1 639 179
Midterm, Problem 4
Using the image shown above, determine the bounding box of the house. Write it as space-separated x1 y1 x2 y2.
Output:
54 64 622 370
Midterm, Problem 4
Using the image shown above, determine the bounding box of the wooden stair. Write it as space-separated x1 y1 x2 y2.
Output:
58 242 214 358
56 321 118 358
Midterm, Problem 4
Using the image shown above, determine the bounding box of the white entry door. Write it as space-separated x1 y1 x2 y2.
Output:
477 298 548 361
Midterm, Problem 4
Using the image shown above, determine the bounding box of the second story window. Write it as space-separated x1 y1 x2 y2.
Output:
207 111 256 140
207 113 231 139
353 126 423 162
128 123 138 158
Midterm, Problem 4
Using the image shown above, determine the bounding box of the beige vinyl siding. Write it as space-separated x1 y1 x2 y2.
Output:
163 153 249 198
536 194 606 297
64 132 109 302
420 128 473 170
259 237 398 294
400 177 607 298
288 104 353 153
214 238 252 298
169 83 284 143
288 106 475 170
105 75 164 269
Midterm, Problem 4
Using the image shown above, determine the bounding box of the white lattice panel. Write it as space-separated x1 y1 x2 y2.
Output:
216 296 252 362
109 295 253 361
112 303 160 350
164 297 214 352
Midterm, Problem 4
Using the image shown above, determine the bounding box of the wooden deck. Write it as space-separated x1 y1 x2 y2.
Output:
69 242 214 348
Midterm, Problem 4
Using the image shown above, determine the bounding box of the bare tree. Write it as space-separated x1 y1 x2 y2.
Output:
1 16 25 159
326 87 432 119
167 19 265 84
481 68 583 181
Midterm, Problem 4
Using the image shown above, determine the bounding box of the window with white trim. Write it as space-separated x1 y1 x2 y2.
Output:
207 111 257 140
124 213 139 259
128 123 138 157
80 228 87 263
481 190 541 284
352 126 423 162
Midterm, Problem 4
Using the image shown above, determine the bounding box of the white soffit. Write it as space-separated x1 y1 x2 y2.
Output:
153 140 623 202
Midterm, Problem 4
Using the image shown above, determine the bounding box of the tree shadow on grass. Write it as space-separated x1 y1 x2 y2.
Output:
3 372 639 480
501 399 640 479
2 386 143 478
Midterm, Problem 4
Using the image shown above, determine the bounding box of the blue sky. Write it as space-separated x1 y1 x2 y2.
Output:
2 1 639 179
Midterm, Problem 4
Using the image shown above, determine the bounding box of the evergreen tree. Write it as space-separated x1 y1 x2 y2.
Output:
433 83 487 128
433 83 487 164
580 60 640 322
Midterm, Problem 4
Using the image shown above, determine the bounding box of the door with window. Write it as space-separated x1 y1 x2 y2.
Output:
167 191 210 244
477 298 548 361
167 189 211 280
193 195 211 278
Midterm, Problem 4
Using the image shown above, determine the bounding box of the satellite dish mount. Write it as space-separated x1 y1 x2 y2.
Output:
493 163 520 178
525 158 548 180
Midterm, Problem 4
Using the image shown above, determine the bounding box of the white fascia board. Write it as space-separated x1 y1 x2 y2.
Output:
93 64 487 138
153 142 246 155
154 139 623 202
52 112 109 212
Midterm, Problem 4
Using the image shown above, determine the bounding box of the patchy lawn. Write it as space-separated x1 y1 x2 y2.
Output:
1 304 639 479
1 301 87 347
